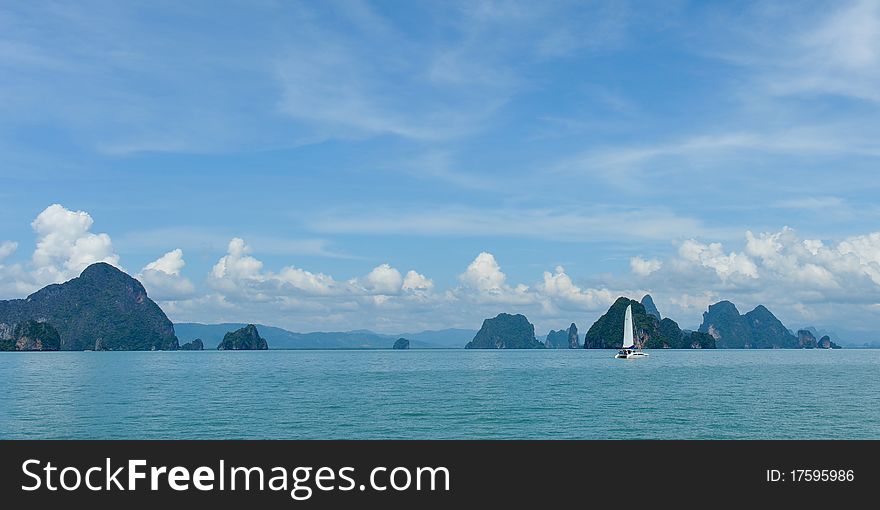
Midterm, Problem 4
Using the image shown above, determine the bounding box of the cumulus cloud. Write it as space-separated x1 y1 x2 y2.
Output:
143 248 186 275
630 256 662 276
209 238 341 297
458 252 533 304
0 241 17 262
30 204 120 284
210 238 265 283
837 232 880 285
402 270 433 293
676 239 758 281
538 266 616 311
354 264 403 295
138 249 196 300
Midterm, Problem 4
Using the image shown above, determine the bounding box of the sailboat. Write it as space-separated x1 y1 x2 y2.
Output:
615 304 648 359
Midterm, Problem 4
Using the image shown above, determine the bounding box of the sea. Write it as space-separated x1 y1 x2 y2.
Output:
1 349 877 439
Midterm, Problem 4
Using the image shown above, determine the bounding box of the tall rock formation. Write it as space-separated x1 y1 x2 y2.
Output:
584 297 714 349
584 298 660 349
641 294 661 320
0 262 178 351
818 335 841 349
699 301 797 348
180 338 204 350
797 329 818 349
545 329 569 349
567 323 580 349
217 324 268 350
466 313 544 349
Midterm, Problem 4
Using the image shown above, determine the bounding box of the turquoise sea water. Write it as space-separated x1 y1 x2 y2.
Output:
1 349 878 439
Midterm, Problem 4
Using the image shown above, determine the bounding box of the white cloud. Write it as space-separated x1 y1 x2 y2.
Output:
30 204 120 284
630 256 662 276
538 266 616 311
210 238 264 282
276 266 339 296
138 249 195 300
209 238 341 297
773 0 880 102
639 227 880 333
459 252 507 293
402 270 434 293
353 263 403 295
837 231 880 285
0 241 17 262
143 248 186 275
677 239 758 281
455 252 533 305
308 204 716 242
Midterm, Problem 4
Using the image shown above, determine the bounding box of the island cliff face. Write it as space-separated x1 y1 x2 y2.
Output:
466 313 544 349
545 328 568 349
217 324 268 350
699 301 797 348
818 335 841 349
641 294 661 320
797 329 818 349
0 320 61 351
392 338 410 349
0 262 178 351
545 323 579 348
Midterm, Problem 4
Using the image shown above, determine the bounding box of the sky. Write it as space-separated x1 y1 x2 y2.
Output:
2 0 880 341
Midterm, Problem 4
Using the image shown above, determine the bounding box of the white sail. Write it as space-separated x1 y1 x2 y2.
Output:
622 304 634 348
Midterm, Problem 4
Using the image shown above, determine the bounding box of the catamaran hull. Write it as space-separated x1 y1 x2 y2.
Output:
615 352 649 359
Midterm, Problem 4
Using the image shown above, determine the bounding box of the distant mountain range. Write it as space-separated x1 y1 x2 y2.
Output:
174 323 476 349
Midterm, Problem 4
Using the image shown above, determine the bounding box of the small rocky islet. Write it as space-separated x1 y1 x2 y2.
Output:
217 324 268 350
180 338 204 351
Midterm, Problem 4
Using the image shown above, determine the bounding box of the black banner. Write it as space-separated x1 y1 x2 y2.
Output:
0 441 875 507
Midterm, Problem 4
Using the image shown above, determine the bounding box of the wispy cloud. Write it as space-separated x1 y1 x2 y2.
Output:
115 228 355 259
306 203 726 242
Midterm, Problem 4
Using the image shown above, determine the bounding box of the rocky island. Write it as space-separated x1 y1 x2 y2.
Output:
392 338 410 349
180 338 205 350
466 313 544 349
217 324 268 350
582 297 714 349
0 262 179 351
545 323 579 349
699 301 801 349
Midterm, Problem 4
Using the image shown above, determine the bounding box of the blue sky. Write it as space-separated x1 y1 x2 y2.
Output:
2 1 880 340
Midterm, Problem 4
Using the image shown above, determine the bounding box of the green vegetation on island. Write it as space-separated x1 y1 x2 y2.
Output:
584 297 715 349
545 323 579 349
392 338 410 349
0 262 178 351
217 324 268 350
698 301 809 348
0 320 61 351
466 313 544 349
